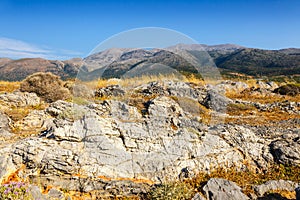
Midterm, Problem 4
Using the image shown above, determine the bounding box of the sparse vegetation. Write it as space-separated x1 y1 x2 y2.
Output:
184 164 300 197
0 182 33 200
0 81 20 93
148 182 194 200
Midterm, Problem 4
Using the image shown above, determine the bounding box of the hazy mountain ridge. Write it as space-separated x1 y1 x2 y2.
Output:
0 57 82 81
1 44 300 81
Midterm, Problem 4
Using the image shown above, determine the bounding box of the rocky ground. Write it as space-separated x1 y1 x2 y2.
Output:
0 76 299 199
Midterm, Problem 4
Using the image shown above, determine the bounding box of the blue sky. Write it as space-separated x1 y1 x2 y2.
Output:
0 0 299 59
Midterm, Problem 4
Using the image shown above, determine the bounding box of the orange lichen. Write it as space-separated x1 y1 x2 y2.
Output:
1 164 26 184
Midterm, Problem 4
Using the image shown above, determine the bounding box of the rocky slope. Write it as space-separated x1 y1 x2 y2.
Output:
0 76 299 199
0 58 82 81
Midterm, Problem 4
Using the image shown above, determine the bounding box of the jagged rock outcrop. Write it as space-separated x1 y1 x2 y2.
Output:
136 81 206 101
94 85 125 98
0 79 299 198
7 97 276 190
0 91 40 108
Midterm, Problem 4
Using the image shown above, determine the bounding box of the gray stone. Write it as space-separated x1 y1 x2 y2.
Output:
135 81 206 101
108 100 142 121
136 81 167 96
48 188 65 199
296 186 300 200
46 100 74 117
257 81 278 91
253 180 298 196
217 80 249 92
72 83 94 98
0 112 12 139
9 101 275 187
0 153 17 183
270 137 300 165
94 85 125 98
201 89 232 113
202 178 249 200
0 91 40 107
192 193 207 200
13 110 48 135
28 185 48 200
164 81 205 100
1 85 298 197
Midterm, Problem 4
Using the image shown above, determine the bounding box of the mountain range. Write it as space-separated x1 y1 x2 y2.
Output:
0 44 300 81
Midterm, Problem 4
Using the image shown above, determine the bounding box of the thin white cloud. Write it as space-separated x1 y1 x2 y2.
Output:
0 37 83 60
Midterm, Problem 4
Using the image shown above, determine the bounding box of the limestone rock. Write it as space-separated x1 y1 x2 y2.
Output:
28 185 48 200
108 100 142 121
136 81 206 102
72 83 94 98
136 81 167 96
46 100 74 117
257 81 278 91
48 188 65 199
94 85 125 98
253 180 299 196
217 80 249 92
0 112 12 139
270 136 300 165
164 81 205 100
201 89 232 113
0 91 40 107
192 193 207 200
202 178 249 200
0 152 18 183
13 110 49 135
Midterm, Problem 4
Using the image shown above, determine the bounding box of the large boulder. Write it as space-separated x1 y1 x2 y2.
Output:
253 180 298 197
201 89 233 113
202 178 249 200
270 136 300 165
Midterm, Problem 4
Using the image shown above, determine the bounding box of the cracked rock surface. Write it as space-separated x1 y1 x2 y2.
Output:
0 80 299 198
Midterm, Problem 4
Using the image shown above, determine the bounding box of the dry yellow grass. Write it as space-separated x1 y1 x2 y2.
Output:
226 89 300 104
0 81 20 93
185 164 300 197
226 104 300 127
93 74 206 89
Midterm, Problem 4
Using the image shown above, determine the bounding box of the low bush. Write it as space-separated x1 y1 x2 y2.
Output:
273 84 300 96
20 72 71 103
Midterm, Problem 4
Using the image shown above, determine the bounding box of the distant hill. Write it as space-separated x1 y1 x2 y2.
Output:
208 48 300 76
0 58 82 81
0 44 300 81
